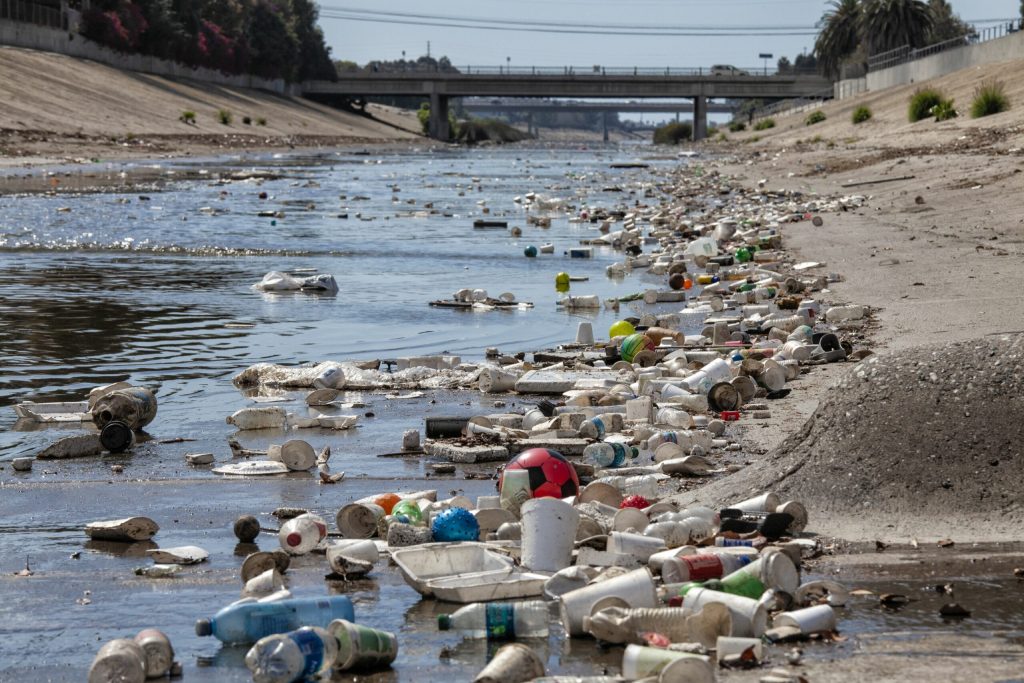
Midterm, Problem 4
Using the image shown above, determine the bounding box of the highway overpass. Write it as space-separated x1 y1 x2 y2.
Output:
303 67 832 140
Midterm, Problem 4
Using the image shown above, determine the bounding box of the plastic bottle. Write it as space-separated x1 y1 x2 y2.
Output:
91 387 158 430
583 442 636 469
602 474 660 500
438 600 549 639
390 500 424 526
661 550 755 584
278 513 327 555
195 595 355 644
245 626 338 683
133 629 175 679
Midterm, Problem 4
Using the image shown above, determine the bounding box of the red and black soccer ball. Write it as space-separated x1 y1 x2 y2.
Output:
498 448 580 499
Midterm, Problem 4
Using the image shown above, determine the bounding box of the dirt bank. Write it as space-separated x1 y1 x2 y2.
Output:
0 46 421 164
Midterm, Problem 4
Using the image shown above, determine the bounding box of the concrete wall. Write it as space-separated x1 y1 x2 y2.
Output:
0 19 297 95
834 77 867 100
864 30 1024 93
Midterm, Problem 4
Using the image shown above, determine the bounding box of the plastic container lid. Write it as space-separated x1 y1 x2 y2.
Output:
195 619 212 636
437 615 452 631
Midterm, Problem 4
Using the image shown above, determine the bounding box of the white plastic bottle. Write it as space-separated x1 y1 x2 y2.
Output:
602 474 660 500
245 626 338 683
583 442 636 468
278 514 327 555
437 600 549 639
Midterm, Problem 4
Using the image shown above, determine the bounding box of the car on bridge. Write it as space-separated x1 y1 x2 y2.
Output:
710 64 750 76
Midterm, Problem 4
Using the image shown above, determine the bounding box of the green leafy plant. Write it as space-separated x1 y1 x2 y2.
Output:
909 88 943 122
652 121 694 144
851 105 872 124
256 117 267 126
179 110 196 124
217 109 232 125
753 118 776 131
805 110 827 126
716 132 728 142
970 80 1009 118
728 121 747 132
933 98 958 121
242 115 252 125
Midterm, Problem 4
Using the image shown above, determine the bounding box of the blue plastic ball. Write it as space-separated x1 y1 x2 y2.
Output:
430 507 480 542
524 245 538 258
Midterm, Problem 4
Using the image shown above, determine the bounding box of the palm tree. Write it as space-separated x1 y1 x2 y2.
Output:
860 0 934 54
814 0 862 78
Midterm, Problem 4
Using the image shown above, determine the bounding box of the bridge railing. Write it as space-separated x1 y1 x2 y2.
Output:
346 64 821 78
0 0 63 28
749 87 835 122
868 21 1021 72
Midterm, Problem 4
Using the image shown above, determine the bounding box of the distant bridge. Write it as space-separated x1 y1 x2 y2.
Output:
303 66 832 141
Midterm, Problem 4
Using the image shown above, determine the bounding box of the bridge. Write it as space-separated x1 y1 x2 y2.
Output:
303 66 832 141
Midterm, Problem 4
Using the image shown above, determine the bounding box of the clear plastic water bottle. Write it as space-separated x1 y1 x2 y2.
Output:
603 474 660 500
437 600 549 639
278 513 327 555
195 596 355 644
245 626 338 683
583 442 636 468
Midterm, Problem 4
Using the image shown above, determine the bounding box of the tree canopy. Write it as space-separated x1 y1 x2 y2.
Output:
80 0 336 82
814 0 970 78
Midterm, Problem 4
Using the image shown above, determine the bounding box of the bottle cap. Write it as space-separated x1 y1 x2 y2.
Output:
195 619 212 636
437 615 451 631
286 532 302 547
100 421 134 453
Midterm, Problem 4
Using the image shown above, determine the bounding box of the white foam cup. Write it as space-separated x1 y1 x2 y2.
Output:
521 497 579 573
560 568 658 636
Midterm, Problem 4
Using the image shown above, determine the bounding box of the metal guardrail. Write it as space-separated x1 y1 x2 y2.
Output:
868 21 1021 72
750 87 835 122
0 0 63 29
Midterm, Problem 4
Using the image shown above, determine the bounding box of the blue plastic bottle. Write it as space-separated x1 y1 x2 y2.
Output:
195 596 355 644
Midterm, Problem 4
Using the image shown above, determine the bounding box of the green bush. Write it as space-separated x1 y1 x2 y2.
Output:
933 98 958 121
970 80 1009 118
217 109 232 125
728 121 747 132
256 117 267 126
242 116 252 125
179 110 196 124
805 110 827 126
652 121 694 144
852 106 872 124
909 88 943 122
753 118 775 131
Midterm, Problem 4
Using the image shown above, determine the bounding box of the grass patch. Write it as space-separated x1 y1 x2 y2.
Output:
852 106 872 124
256 117 267 126
242 116 252 125
652 121 694 144
753 118 775 131
970 80 1009 118
179 110 196 125
933 98 958 121
716 132 728 142
805 110 827 126
217 109 232 125
728 121 747 132
909 88 943 122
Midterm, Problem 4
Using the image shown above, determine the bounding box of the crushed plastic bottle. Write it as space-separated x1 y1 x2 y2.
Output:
245 626 338 683
91 387 157 430
195 595 355 644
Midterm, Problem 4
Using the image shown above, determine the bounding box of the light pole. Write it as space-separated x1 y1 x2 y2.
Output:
506 56 511 74
759 53 773 76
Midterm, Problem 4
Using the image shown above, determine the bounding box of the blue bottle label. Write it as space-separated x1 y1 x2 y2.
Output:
289 629 326 676
591 418 606 440
664 432 678 444
485 603 516 639
610 443 626 467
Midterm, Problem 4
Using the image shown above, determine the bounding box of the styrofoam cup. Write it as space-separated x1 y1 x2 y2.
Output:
731 492 780 513
716 636 764 662
560 568 658 636
622 645 713 681
479 368 518 393
327 539 379 570
683 587 767 637
607 531 666 561
336 503 386 539
521 497 580 573
612 507 649 532
773 604 836 634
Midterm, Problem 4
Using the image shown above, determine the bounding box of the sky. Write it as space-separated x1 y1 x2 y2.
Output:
318 0 1018 70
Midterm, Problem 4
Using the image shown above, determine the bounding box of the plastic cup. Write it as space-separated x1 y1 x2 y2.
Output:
241 568 284 598
622 645 712 681
560 568 658 636
612 507 649 532
577 481 623 508
279 440 316 471
327 539 380 569
477 495 501 509
683 586 767 638
521 498 580 573
474 643 545 683
576 322 595 345
336 503 386 539
328 619 398 671
731 492 780 514
773 604 836 634
607 531 666 561
659 655 716 683
480 368 518 393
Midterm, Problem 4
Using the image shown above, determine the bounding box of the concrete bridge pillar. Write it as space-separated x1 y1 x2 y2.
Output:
692 95 708 142
602 111 610 142
428 93 450 141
